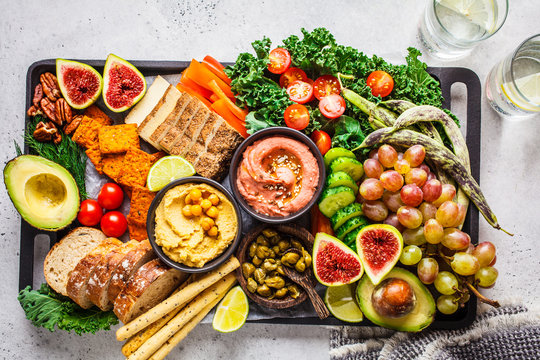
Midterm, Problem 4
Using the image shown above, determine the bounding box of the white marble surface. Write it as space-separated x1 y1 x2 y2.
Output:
1 1 539 359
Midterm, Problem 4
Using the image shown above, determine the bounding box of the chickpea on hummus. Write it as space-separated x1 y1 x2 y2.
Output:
236 136 319 217
154 183 238 268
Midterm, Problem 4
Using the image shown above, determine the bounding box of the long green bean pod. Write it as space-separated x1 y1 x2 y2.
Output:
341 88 397 127
354 128 511 235
381 99 416 113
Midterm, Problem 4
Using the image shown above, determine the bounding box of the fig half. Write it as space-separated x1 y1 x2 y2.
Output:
102 53 146 112
56 59 103 109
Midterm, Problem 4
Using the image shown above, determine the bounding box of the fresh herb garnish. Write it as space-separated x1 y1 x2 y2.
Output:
18 283 118 335
331 116 366 150
23 115 87 199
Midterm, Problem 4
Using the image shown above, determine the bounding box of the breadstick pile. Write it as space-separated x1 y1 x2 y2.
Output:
117 256 240 360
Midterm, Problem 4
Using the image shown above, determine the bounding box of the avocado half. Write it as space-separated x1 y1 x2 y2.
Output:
356 267 436 332
4 155 80 230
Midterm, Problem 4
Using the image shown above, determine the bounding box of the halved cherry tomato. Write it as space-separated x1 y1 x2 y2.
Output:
311 206 334 237
319 94 346 119
313 75 341 100
100 211 128 238
77 199 103 226
279 67 308 88
310 130 332 155
286 80 313 104
97 183 124 210
267 48 291 74
366 70 394 97
284 104 310 130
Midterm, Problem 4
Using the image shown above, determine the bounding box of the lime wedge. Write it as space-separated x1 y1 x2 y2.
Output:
324 284 363 323
212 286 249 333
146 156 195 192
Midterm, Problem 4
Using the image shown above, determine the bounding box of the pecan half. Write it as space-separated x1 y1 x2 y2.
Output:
53 132 62 145
33 121 57 142
33 84 43 107
64 114 83 135
40 97 58 124
27 105 43 117
55 98 72 124
40 72 61 101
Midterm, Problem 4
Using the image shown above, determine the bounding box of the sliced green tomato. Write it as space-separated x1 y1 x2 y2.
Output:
212 286 249 333
335 216 369 240
326 171 358 194
323 147 356 168
318 186 356 218
330 203 364 231
325 284 363 323
343 227 362 252
329 157 364 181
146 156 195 192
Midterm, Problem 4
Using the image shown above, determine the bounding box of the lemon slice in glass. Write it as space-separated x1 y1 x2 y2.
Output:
501 73 540 111
437 0 494 30
324 284 363 323
146 156 195 192
212 286 249 333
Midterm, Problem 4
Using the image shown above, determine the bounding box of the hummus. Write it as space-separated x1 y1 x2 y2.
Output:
154 183 238 268
236 136 319 216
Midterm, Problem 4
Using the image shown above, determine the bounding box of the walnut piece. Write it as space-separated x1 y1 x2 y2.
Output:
40 97 58 124
64 114 83 135
40 72 61 101
55 98 72 125
33 84 43 107
33 121 58 142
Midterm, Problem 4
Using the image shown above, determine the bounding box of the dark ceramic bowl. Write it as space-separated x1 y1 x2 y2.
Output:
228 127 326 224
146 176 242 273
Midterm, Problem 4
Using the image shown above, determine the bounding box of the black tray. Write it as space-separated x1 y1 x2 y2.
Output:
20 60 481 330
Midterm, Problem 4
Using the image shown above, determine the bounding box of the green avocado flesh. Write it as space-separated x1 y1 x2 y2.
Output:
3 155 80 230
356 268 435 332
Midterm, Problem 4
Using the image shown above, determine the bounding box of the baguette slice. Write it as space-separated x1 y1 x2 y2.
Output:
66 238 123 309
113 258 187 323
107 240 156 303
86 240 140 310
44 227 107 296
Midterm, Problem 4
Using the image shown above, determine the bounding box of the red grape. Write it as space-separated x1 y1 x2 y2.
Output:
441 228 471 250
397 206 423 229
422 179 443 202
436 201 459 227
424 218 444 244
472 242 496 267
451 203 467 227
384 213 405 232
427 172 437 181
489 255 497 266
400 184 423 207
394 159 411 174
380 170 404 192
360 178 384 200
403 226 426 245
419 163 431 174
369 148 379 160
378 144 398 168
364 159 384 179
403 145 426 167
419 202 437 223
417 258 439 285
404 168 428 187
432 184 456 207
383 191 405 212
362 200 389 222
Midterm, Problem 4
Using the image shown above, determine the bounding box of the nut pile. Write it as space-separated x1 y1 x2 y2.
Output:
242 228 312 300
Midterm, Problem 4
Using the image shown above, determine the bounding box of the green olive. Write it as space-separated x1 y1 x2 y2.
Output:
288 284 301 299
274 288 288 298
291 239 303 250
246 278 258 293
254 268 266 284
265 276 285 289
242 263 256 279
267 249 276 259
272 245 280 255
295 258 306 272
269 235 280 246
278 240 291 253
252 256 263 266
248 242 258 258
302 250 312 267
281 252 300 266
262 229 278 238
257 284 272 297
255 245 270 259
262 259 278 272
256 235 269 247
276 265 285 276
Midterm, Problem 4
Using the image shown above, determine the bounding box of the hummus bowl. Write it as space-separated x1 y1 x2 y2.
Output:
146 177 242 273
229 127 325 223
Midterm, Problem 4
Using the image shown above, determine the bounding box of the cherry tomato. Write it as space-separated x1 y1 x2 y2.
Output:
310 130 332 155
286 80 313 104
77 199 103 226
267 48 291 74
279 67 308 88
366 70 394 97
319 94 346 119
313 75 341 100
284 104 310 130
98 183 124 210
100 211 128 238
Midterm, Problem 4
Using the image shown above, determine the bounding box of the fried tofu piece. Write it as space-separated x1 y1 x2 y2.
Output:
127 185 156 226
170 107 210 156
85 143 103 174
72 116 105 149
159 100 201 152
149 92 193 145
98 124 139 154
150 151 167 164
102 153 126 182
118 147 154 188
206 121 244 154
84 105 113 125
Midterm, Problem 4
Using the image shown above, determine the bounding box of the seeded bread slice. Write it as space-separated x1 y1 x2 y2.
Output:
86 240 140 311
43 227 107 296
113 258 187 323
66 238 123 309
107 240 156 303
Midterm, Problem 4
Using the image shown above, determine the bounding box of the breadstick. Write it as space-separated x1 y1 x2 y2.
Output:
127 274 236 360
116 256 239 341
149 287 228 360
121 274 197 356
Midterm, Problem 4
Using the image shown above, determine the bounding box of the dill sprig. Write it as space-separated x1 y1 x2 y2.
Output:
23 116 88 200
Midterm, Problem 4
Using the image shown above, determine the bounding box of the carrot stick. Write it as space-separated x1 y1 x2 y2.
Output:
212 100 248 138
175 83 213 109
208 80 248 120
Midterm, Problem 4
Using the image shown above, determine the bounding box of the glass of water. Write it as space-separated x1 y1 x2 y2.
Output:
419 0 508 60
486 34 540 117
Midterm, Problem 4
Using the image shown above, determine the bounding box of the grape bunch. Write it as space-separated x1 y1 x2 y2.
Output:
359 144 499 315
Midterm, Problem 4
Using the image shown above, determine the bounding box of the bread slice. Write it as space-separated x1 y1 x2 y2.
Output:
44 227 107 296
107 240 156 303
86 240 140 310
66 238 123 309
113 258 187 323
124 76 170 126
